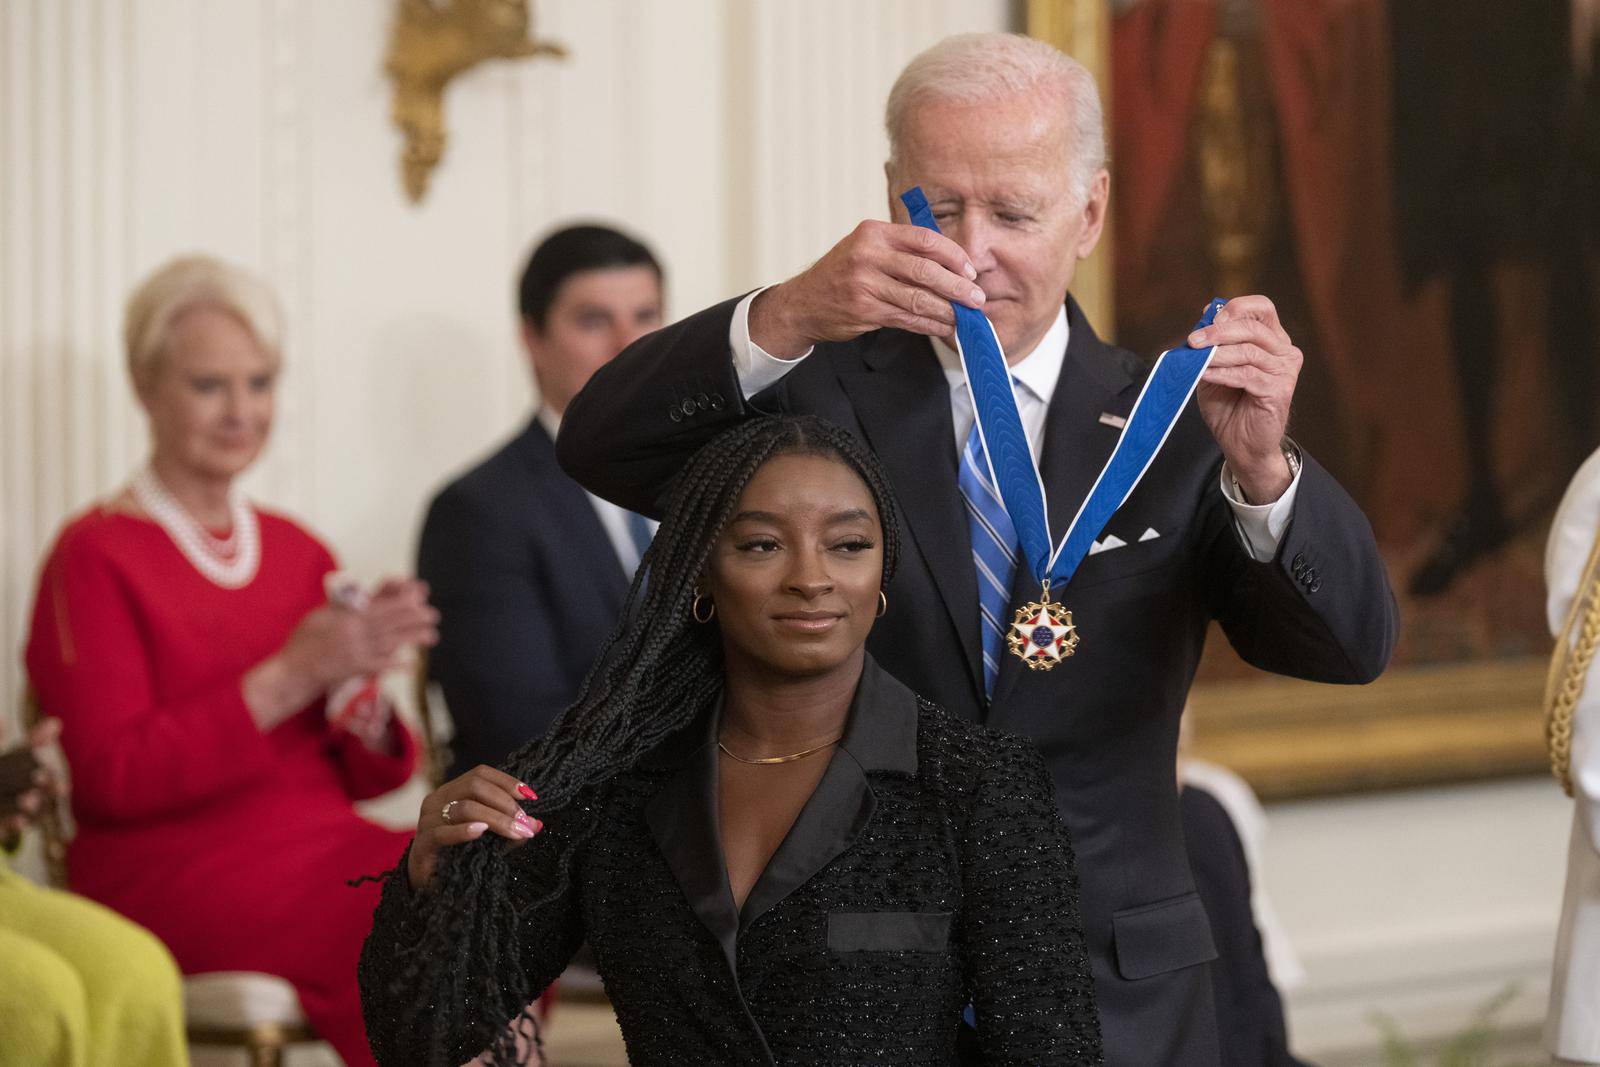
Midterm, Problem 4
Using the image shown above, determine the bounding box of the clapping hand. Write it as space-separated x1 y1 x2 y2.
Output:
0 717 67 845
284 576 439 688
245 576 440 731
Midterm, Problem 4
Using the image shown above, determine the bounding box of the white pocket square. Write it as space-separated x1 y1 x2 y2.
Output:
1139 527 1161 543
1089 534 1127 555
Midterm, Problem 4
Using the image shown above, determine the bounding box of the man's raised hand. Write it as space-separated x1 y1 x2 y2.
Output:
749 220 985 358
1190 295 1304 504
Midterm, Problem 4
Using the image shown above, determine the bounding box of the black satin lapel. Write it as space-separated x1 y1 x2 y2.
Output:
836 338 983 694
643 735 740 975
738 750 876 934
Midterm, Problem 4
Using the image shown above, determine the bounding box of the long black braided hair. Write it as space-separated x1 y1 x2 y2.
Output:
388 414 903 1064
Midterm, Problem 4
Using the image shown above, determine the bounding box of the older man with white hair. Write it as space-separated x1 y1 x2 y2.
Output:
561 32 1396 1065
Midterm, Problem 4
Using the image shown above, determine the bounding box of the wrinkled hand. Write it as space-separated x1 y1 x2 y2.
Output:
408 766 542 889
749 220 985 357
1 717 66 841
282 577 439 691
1189 295 1303 503
245 577 439 731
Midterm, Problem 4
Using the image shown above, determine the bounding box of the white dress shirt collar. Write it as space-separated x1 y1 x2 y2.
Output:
535 404 654 574
929 304 1070 406
535 404 562 441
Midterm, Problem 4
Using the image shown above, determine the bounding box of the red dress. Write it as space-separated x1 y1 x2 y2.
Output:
25 505 417 1067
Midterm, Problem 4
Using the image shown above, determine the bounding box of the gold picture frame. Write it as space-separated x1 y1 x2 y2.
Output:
1184 657 1547 801
1026 0 1551 800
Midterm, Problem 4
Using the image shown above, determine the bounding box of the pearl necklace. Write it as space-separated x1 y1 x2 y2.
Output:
130 466 261 589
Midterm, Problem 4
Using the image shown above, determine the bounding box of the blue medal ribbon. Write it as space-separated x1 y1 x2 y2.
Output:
900 186 1222 597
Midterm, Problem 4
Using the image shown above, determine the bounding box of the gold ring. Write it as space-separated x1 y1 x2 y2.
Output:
441 799 459 824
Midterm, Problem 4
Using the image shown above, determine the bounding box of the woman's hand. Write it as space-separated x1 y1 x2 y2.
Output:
408 765 543 890
0 717 67 844
285 577 439 686
243 577 439 729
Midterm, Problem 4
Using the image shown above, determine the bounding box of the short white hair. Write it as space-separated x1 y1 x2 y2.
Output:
885 32 1106 207
123 254 283 387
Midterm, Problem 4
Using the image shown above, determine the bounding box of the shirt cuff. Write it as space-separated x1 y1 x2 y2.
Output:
1219 461 1301 562
729 286 813 400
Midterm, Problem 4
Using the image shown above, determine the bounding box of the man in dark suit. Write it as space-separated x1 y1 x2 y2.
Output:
418 224 664 778
1181 778 1308 1067
557 33 1396 1066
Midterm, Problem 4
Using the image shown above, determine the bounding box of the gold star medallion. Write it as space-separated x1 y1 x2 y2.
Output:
1006 596 1079 670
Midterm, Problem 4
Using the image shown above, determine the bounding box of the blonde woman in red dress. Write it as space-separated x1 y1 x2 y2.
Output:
25 255 438 1067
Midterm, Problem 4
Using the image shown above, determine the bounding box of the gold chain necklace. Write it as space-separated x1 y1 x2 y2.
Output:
717 735 842 766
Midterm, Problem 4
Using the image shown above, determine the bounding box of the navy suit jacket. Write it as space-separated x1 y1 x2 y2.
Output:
557 295 1399 1066
417 420 630 778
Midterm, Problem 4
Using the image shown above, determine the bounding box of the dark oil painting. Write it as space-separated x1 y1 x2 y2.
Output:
1109 0 1600 687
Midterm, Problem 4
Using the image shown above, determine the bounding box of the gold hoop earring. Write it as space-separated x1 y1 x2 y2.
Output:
877 591 888 618
691 592 716 624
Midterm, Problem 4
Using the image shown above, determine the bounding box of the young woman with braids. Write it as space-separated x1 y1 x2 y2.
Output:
359 415 1103 1066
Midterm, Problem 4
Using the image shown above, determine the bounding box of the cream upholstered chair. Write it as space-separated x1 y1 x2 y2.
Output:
183 975 319 1067
22 688 322 1066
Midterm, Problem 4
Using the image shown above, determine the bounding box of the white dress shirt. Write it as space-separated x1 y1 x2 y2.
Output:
1546 446 1600 1063
727 288 1299 561
538 406 657 575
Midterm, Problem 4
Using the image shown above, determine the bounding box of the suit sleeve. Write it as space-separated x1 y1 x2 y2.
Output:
557 295 776 517
961 737 1103 1065
360 803 589 1065
1202 450 1399 685
418 486 575 767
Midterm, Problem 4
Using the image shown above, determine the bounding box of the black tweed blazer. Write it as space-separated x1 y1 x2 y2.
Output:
557 293 1397 1065
360 658 1103 1065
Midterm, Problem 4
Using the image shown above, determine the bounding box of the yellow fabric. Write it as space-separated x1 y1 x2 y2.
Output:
0 858 187 1067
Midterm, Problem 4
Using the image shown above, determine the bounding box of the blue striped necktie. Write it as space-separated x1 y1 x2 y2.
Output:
958 419 1021 698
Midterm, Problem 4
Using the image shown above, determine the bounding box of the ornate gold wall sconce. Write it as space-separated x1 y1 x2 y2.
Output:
385 0 565 203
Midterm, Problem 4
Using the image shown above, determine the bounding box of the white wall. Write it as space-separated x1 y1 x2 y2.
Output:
1268 777 1570 1060
0 0 1009 726
0 2 1578 1064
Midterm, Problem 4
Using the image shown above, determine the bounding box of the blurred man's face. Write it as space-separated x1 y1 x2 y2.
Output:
524 265 663 414
887 89 1108 361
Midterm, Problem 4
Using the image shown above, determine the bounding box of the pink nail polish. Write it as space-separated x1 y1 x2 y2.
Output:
511 822 536 839
516 784 538 801
514 809 532 827
531 818 544 835
467 822 488 834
